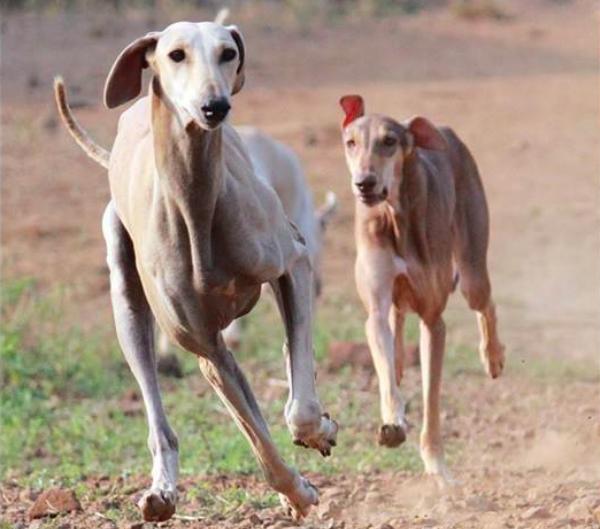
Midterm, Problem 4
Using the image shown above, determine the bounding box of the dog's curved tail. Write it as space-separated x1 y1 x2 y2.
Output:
54 76 110 169
316 191 338 232
214 7 230 25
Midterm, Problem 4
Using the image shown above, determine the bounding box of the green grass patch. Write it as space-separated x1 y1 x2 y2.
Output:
2 275 591 518
0 279 421 492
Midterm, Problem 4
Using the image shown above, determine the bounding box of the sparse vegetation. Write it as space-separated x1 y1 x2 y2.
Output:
449 0 511 20
2 274 594 520
0 278 423 496
0 0 444 21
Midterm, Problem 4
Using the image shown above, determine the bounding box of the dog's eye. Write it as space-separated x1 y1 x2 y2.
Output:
169 49 186 63
221 48 237 63
345 139 356 149
382 136 397 147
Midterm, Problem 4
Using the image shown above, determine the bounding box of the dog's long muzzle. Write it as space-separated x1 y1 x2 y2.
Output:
201 97 231 127
355 177 388 206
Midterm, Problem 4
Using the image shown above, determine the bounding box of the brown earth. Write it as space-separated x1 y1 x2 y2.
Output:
27 488 81 520
1 1 599 528
3 371 599 528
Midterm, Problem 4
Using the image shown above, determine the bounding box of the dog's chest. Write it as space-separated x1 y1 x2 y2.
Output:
364 209 452 314
140 243 261 333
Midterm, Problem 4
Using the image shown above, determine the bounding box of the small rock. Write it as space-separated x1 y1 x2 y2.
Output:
27 488 81 520
127 523 144 529
521 506 551 520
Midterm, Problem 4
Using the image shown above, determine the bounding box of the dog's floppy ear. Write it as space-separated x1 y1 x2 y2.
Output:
339 95 365 128
104 32 161 109
227 26 245 95
405 116 447 151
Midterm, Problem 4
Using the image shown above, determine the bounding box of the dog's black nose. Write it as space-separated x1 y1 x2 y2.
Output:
356 177 377 194
201 98 231 123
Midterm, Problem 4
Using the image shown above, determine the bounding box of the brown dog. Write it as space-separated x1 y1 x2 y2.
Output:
339 95 505 483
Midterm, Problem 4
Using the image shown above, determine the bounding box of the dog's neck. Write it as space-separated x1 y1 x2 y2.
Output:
387 151 430 264
150 78 223 267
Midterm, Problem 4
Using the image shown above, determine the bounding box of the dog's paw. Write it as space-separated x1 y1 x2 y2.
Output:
378 423 407 447
481 342 505 379
138 488 177 522
279 474 319 520
293 412 338 457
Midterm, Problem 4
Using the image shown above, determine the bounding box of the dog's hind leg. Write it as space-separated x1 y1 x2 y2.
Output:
461 270 505 379
453 212 505 378
102 202 179 522
451 135 505 379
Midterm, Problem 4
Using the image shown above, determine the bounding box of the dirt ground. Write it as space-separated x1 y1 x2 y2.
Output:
2 1 599 528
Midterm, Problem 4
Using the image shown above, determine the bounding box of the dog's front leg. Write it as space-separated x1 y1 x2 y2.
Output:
196 336 319 519
356 253 409 447
102 203 179 522
419 317 453 485
271 248 338 457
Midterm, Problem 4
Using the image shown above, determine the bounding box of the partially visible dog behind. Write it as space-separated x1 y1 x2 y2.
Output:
53 19 338 523
339 94 505 483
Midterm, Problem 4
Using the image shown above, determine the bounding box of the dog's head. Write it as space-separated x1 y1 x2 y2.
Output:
104 21 245 130
339 95 446 207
